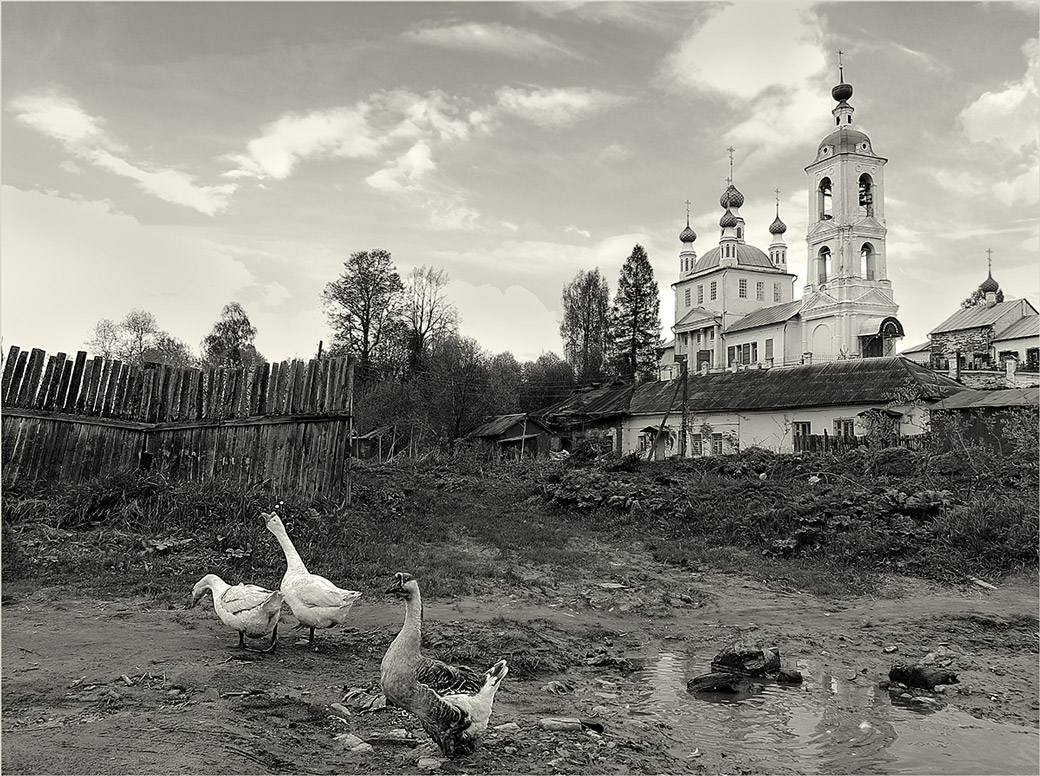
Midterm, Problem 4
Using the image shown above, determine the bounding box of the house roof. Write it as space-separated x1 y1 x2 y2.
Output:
993 315 1040 342
900 340 931 354
632 356 965 415
538 381 634 424
935 387 1039 410
929 300 1033 335
467 413 550 438
725 299 803 333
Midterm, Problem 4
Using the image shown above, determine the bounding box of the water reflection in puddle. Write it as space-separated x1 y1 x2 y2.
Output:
626 651 1039 775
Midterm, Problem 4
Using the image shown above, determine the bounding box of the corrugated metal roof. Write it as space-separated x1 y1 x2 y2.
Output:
467 413 550 438
628 357 965 415
538 381 634 422
901 340 931 354
725 299 803 333
930 300 1025 334
993 315 1040 342
935 387 1039 410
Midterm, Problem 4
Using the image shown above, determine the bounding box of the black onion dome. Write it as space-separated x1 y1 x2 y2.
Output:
719 184 744 209
980 272 999 293
769 214 787 235
832 82 853 102
679 225 697 243
719 209 739 228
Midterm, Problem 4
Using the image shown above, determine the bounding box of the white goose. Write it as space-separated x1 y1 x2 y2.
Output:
263 511 362 647
380 572 509 758
189 574 283 652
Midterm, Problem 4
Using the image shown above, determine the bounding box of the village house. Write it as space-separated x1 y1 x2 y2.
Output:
465 413 554 459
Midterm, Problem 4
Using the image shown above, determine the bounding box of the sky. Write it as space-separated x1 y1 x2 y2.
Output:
2 0 1038 364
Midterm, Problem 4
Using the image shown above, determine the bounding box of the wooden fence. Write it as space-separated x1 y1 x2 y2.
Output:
793 433 928 454
1 346 355 500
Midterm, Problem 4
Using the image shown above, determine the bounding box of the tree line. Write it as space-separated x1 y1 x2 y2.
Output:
83 243 662 448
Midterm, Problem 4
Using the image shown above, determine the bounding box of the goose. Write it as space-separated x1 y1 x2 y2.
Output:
263 511 362 647
380 572 509 758
189 574 283 652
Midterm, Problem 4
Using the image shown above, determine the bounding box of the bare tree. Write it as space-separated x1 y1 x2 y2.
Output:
404 265 458 372
86 318 120 359
560 268 611 382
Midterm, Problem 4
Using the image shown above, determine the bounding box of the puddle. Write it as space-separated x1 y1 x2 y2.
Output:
625 650 1039 775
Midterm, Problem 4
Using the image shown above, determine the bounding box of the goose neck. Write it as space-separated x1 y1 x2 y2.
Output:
270 524 308 573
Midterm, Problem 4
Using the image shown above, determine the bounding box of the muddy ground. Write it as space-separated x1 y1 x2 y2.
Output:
2 546 1037 775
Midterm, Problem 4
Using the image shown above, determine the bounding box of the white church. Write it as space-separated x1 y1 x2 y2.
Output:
660 69 905 379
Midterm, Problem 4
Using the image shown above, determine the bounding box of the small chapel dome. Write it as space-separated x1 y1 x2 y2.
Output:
980 271 999 294
719 184 745 209
832 82 854 102
679 225 697 243
769 214 788 235
719 209 739 228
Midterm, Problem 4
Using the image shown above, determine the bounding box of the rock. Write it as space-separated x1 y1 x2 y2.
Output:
334 733 365 749
775 669 803 684
540 717 583 732
329 703 352 719
417 758 443 771
687 672 753 694
351 743 374 754
889 663 958 691
494 722 521 733
883 645 899 654
711 640 781 676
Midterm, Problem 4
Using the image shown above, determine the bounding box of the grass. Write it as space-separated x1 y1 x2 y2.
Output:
3 444 1036 601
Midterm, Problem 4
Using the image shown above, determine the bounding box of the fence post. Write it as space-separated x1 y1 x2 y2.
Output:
345 356 355 506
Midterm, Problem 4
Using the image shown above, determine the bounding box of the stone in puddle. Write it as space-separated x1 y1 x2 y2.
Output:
711 639 781 677
686 672 753 694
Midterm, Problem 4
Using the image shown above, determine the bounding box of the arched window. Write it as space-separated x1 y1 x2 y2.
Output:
736 227 743 240
861 243 877 281
858 174 874 217
817 247 831 285
818 178 833 220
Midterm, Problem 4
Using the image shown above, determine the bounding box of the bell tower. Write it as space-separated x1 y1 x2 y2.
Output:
801 53 902 360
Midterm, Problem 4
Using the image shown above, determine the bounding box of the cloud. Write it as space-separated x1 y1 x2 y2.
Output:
495 86 623 127
10 93 235 215
366 141 436 192
959 38 1039 153
565 226 591 238
403 22 581 60
993 163 1040 207
529 2 687 34
447 280 563 361
424 197 482 231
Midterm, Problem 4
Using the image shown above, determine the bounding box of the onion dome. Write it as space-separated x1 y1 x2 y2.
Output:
769 214 787 235
719 208 739 228
719 184 744 209
980 271 999 294
679 224 697 243
832 82 853 103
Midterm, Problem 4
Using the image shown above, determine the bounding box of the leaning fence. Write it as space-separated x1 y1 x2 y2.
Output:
1 346 355 500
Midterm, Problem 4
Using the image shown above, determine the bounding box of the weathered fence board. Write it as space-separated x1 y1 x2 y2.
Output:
2 346 355 500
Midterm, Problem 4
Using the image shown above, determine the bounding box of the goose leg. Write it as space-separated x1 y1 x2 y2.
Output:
309 626 318 650
263 624 279 654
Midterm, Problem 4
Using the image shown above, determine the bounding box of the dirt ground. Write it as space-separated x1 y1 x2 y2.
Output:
2 546 1037 775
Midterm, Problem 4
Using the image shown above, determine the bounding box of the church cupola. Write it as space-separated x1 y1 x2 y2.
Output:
678 201 697 278
768 188 788 270
979 248 1002 306
718 146 746 246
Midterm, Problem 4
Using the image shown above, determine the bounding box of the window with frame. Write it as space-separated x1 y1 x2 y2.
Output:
773 283 781 302
765 338 774 361
710 281 717 300
833 418 855 437
690 434 702 456
756 281 764 301
684 287 691 307
739 278 748 298
711 433 724 455
727 345 736 366
697 285 704 304
710 329 715 342
792 421 811 436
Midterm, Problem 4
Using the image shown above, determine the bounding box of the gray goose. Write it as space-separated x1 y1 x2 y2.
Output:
380 572 509 758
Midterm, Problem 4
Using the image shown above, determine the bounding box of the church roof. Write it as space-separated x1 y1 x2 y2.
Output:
993 315 1040 341
692 243 774 273
725 299 803 333
675 306 720 329
929 300 1034 335
814 127 877 161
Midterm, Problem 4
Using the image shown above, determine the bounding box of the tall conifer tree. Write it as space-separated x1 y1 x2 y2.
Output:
610 244 661 379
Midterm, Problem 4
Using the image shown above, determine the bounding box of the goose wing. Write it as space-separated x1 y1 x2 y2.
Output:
416 656 485 695
293 573 361 609
220 584 278 615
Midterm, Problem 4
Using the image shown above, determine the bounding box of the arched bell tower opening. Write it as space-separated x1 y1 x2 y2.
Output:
816 247 832 285
818 178 833 221
858 173 874 217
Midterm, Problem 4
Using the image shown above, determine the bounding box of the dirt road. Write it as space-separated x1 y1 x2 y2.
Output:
2 555 1037 775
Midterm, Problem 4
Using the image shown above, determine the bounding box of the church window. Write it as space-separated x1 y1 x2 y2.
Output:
756 281 764 301
709 328 715 342
817 247 831 285
736 227 743 240
739 279 747 298
684 288 691 307
696 331 701 347
818 178 833 220
858 174 874 217
773 283 781 302
861 243 877 281
710 281 717 301
697 285 704 304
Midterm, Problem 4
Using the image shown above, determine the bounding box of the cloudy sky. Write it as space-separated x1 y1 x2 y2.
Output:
3 1 1038 363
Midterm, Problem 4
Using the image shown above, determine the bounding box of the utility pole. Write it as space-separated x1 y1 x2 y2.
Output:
679 356 689 457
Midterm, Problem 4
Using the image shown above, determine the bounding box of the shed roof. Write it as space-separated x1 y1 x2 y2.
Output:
538 381 634 424
993 315 1040 342
467 414 550 439
630 357 964 415
934 387 1039 410
930 300 1033 335
725 299 803 333
900 340 931 354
